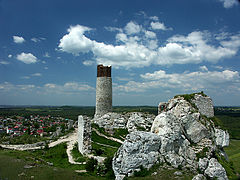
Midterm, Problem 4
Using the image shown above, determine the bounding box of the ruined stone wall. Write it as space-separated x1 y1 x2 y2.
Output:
95 77 112 118
78 115 91 154
191 94 214 118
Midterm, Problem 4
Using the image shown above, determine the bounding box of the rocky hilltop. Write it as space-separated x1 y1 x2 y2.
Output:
112 93 230 180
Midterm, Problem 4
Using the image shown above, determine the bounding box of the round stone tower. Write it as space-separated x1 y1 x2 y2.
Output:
95 64 112 118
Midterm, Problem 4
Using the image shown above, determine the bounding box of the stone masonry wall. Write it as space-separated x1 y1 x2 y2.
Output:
95 77 112 118
78 115 91 154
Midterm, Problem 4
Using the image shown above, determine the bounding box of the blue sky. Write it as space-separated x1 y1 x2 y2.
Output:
0 0 240 106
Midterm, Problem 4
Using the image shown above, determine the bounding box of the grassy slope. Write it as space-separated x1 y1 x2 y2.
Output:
224 139 240 174
0 148 101 180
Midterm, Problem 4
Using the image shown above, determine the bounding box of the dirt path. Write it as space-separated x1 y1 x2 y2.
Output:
0 128 118 166
92 128 124 144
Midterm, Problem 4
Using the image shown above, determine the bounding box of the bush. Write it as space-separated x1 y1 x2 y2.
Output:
95 148 104 156
86 158 98 172
133 165 150 177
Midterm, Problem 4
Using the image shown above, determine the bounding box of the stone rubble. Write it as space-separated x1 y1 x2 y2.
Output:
93 112 155 133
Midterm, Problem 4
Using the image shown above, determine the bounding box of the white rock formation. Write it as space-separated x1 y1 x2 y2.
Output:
198 158 209 172
112 93 230 180
192 174 207 180
93 112 155 133
112 131 162 180
93 112 127 130
215 128 230 148
126 112 155 133
191 94 214 118
204 158 228 180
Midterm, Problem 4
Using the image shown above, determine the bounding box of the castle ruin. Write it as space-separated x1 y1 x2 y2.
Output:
94 65 112 118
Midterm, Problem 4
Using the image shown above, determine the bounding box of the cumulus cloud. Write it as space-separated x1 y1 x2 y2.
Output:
149 16 159 21
124 21 142 35
117 69 240 93
13 36 25 44
58 24 240 68
16 52 38 64
219 0 238 8
144 30 156 39
8 54 12 58
58 25 94 55
150 21 171 31
83 60 95 66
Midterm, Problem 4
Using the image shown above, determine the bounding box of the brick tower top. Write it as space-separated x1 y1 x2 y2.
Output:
97 64 111 77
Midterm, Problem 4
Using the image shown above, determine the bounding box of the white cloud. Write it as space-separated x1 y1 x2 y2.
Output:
219 0 238 8
83 60 94 66
58 24 240 68
44 67 48 70
31 38 40 43
0 81 94 95
117 69 240 93
149 16 159 21
21 76 30 79
105 26 123 32
8 54 12 58
199 66 208 71
124 21 142 35
13 36 25 44
0 82 35 91
0 61 9 65
16 52 38 64
163 31 239 64
44 82 94 94
150 21 171 31
31 73 42 77
31 37 46 42
144 30 156 39
43 52 50 58
58 25 94 55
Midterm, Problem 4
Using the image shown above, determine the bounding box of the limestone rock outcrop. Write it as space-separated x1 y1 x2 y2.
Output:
204 158 228 180
215 128 230 148
93 112 127 130
93 112 155 133
112 93 230 180
126 112 155 133
191 94 214 118
112 131 162 180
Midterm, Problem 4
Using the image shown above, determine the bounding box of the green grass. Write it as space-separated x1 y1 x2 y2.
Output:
71 143 87 163
112 128 129 140
91 131 121 148
92 123 128 141
224 140 240 175
0 146 103 180
216 115 240 139
91 142 118 157
127 167 194 180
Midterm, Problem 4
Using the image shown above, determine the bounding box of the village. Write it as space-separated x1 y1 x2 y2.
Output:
0 115 75 144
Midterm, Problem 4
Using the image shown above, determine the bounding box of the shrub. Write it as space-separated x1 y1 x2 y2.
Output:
86 158 98 172
133 165 150 177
